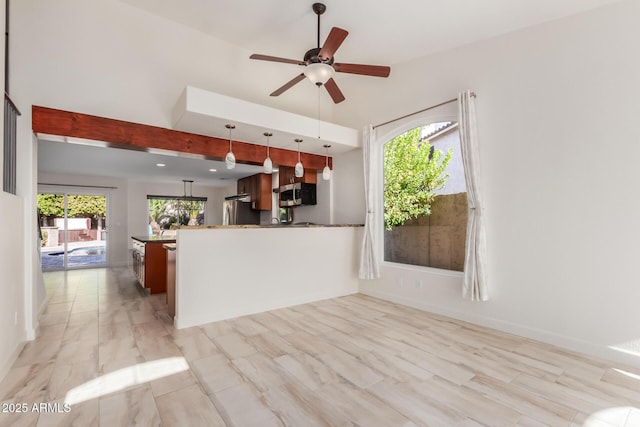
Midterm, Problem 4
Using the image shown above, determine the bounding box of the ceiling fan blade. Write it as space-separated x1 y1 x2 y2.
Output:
250 54 305 66
270 74 306 96
324 78 345 104
333 63 391 77
318 27 349 60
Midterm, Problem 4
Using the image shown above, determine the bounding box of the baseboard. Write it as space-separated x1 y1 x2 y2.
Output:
359 288 640 370
26 298 49 340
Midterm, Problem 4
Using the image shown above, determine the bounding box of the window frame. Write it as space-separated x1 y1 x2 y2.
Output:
373 106 463 277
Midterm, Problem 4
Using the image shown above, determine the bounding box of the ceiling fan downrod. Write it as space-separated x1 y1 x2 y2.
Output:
312 3 326 49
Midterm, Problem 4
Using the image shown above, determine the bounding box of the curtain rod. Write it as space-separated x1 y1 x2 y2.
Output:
373 92 476 130
38 183 118 189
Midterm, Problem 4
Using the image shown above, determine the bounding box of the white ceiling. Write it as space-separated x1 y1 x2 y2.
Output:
119 0 622 65
38 138 264 187
39 0 623 185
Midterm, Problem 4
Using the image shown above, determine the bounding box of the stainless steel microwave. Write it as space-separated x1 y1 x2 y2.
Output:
279 182 316 207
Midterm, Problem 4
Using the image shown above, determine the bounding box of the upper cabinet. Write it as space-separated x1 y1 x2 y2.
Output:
238 173 272 211
278 166 317 186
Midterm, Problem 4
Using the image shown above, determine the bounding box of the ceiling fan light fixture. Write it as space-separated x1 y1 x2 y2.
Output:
304 63 334 85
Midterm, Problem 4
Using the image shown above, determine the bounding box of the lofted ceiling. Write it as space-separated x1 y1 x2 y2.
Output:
39 0 624 186
118 0 623 65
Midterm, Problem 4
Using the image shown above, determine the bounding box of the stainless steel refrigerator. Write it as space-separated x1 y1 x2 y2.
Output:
222 194 260 225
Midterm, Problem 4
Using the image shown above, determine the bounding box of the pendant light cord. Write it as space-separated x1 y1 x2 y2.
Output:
225 124 235 151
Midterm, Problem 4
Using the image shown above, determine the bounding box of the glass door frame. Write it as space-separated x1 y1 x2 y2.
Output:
38 187 110 271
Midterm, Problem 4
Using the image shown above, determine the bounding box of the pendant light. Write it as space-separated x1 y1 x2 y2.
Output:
263 132 273 174
294 138 304 178
322 144 331 181
225 124 236 169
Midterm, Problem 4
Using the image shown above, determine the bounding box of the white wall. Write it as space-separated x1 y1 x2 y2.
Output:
332 148 366 225
0 0 27 381
0 192 25 381
349 0 640 367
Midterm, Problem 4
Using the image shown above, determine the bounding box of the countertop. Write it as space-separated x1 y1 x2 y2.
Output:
162 243 177 251
178 224 364 229
131 235 177 243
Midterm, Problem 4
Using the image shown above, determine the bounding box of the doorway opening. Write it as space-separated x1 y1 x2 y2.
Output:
38 193 108 270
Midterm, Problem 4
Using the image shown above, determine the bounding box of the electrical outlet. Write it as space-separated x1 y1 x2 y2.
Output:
397 278 404 288
415 279 423 289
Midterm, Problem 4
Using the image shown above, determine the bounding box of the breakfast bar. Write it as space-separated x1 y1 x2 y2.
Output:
173 224 363 329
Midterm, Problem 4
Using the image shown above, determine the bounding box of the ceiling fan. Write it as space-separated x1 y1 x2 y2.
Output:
250 2 391 104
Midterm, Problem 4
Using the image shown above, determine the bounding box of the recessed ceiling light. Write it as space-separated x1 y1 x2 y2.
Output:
209 168 217 172
156 163 166 167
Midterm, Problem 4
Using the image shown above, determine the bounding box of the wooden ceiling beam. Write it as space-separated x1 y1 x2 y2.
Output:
32 106 332 170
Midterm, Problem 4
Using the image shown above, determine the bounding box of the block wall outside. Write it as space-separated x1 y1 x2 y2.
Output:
384 192 468 271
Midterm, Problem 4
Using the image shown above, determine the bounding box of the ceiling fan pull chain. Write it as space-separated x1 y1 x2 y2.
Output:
317 86 321 139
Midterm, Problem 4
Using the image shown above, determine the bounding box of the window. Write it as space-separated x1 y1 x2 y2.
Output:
147 196 206 233
383 122 467 271
3 95 21 194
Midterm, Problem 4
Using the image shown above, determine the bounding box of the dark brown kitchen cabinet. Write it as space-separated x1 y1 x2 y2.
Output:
278 166 317 186
237 173 272 211
132 237 175 294
165 244 176 318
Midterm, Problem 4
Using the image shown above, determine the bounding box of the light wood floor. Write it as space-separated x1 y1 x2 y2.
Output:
1 268 639 426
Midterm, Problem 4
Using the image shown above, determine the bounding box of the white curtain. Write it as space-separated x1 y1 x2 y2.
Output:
359 124 380 279
459 91 488 301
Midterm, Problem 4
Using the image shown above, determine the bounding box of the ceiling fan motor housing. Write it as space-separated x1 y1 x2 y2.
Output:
304 47 334 65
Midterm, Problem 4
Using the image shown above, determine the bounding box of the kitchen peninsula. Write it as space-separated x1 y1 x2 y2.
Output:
172 224 363 329
131 235 176 294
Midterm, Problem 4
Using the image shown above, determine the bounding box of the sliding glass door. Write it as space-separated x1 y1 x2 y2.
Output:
38 192 108 270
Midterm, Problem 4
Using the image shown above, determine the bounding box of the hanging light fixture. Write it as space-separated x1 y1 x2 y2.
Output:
322 144 331 181
263 132 273 174
225 124 236 169
294 138 304 178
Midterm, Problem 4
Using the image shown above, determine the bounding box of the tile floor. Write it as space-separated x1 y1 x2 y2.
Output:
1 267 640 426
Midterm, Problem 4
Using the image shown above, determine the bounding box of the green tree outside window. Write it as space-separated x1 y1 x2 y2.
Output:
383 128 451 230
